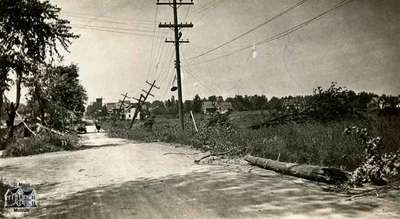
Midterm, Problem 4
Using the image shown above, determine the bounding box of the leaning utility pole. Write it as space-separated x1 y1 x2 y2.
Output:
157 0 194 130
129 80 160 128
118 92 129 120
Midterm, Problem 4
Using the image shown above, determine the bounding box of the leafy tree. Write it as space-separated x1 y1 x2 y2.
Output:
26 64 87 131
164 96 177 114
208 95 217 102
268 96 283 113
184 100 193 113
0 0 78 138
192 94 202 113
150 100 167 115
216 96 224 102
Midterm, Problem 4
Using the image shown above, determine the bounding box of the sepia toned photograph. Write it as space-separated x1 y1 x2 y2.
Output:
0 0 399 218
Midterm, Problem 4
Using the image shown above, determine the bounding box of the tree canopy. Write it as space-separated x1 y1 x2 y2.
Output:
0 0 78 139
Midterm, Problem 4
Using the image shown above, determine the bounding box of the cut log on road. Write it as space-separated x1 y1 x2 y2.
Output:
244 155 350 184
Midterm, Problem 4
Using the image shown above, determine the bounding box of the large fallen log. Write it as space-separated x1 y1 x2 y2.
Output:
244 155 350 184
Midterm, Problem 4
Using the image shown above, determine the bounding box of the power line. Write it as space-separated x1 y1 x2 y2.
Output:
151 30 170 78
182 66 220 95
72 26 165 38
192 0 224 17
71 23 154 33
146 6 160 80
62 10 154 23
156 46 175 81
185 0 354 66
62 14 154 26
187 0 309 61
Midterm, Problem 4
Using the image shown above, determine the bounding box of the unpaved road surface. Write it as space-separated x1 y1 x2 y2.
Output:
0 129 399 218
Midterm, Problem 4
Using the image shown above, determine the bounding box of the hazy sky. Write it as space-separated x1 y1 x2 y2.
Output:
20 0 400 103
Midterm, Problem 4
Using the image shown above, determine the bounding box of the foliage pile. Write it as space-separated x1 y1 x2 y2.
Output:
345 126 400 186
252 83 394 128
1 133 79 157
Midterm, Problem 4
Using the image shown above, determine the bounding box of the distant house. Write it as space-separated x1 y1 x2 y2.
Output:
202 101 233 114
202 101 216 114
105 102 119 114
124 107 135 120
282 97 305 112
216 102 234 114
105 102 141 120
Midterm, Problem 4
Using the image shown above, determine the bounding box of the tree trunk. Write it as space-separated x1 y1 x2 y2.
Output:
0 90 3 122
244 155 350 184
7 71 22 140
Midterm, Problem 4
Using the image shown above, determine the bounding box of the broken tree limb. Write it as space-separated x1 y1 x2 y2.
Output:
194 148 238 164
244 155 350 184
36 123 64 136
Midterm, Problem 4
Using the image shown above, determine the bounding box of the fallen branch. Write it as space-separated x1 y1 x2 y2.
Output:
36 123 64 136
244 155 350 184
194 148 238 164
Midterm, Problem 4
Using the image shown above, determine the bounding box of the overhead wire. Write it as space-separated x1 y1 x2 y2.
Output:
72 26 164 38
62 10 153 23
62 14 154 26
186 0 310 60
184 0 354 66
146 5 160 80
71 23 154 33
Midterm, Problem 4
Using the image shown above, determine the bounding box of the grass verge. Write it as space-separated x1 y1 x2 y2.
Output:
104 113 400 171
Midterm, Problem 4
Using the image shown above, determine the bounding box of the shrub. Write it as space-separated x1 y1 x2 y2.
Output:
345 126 400 186
1 133 79 157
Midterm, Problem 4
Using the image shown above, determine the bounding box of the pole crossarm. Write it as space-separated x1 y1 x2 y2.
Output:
146 80 160 89
157 1 194 6
165 39 190 43
159 22 194 29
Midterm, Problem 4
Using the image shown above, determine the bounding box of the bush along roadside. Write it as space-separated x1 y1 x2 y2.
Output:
1 132 80 158
344 126 400 186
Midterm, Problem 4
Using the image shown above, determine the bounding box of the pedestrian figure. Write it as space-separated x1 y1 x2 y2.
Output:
95 122 101 132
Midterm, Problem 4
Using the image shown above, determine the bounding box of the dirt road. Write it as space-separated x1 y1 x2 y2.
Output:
0 129 399 218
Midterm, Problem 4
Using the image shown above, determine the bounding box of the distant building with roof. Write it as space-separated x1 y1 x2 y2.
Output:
202 101 233 114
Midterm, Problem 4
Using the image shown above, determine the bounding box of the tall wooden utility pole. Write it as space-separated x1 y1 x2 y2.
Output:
157 0 194 130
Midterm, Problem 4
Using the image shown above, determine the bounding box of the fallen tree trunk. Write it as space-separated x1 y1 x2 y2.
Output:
244 155 350 184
